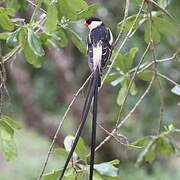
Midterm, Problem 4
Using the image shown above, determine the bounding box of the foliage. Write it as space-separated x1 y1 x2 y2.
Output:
43 137 120 180
0 115 21 160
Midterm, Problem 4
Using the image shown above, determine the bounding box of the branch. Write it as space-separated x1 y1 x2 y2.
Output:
95 74 155 152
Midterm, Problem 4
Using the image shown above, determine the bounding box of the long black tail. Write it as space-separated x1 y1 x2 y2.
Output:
89 68 99 180
59 72 98 180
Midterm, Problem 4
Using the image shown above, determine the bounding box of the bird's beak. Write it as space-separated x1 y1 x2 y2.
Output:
84 21 88 27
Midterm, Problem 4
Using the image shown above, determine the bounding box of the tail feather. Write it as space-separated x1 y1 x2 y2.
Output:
59 75 97 180
89 68 99 180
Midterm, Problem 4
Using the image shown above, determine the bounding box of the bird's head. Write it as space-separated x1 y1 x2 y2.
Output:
84 17 102 31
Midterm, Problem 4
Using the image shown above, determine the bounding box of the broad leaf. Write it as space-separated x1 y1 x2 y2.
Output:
117 80 127 106
154 17 179 36
27 28 45 56
129 137 149 149
0 32 10 40
144 18 160 44
130 81 138 96
6 29 19 48
0 129 17 160
19 27 44 68
43 169 61 180
114 48 138 73
76 4 98 20
0 120 14 136
57 28 68 48
0 115 21 130
94 161 119 177
137 70 153 81
155 137 174 156
0 7 14 31
75 137 87 163
45 3 58 33
59 0 88 20
67 29 86 54
145 149 155 163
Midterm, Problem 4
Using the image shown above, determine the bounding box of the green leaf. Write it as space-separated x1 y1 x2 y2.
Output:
125 48 139 72
136 138 155 166
155 138 174 156
94 162 119 177
27 28 45 56
55 147 69 158
19 27 44 68
129 137 149 148
0 32 10 40
154 17 179 36
59 0 88 20
106 72 119 83
0 8 14 31
171 85 180 96
145 149 155 163
67 29 86 54
45 3 58 33
113 48 138 73
43 169 61 180
112 51 125 72
117 80 127 106
137 70 153 81
75 137 87 163
0 129 17 160
0 120 14 136
76 3 98 20
6 29 20 48
5 8 16 16
130 81 138 96
0 115 21 130
144 18 160 44
68 0 88 12
57 28 68 48
108 159 120 165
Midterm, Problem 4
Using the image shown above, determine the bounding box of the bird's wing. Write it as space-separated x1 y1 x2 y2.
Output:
101 28 113 68
87 34 94 71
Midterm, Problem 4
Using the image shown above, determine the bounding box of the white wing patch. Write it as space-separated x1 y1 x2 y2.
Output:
93 42 102 71
108 28 113 45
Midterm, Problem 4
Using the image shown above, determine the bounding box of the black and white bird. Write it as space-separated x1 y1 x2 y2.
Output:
59 17 113 180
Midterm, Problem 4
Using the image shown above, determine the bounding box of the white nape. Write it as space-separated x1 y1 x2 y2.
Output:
88 21 102 31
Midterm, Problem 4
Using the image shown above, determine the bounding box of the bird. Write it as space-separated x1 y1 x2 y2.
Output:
59 17 113 180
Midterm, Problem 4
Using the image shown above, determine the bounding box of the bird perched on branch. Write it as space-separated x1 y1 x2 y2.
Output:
59 17 113 180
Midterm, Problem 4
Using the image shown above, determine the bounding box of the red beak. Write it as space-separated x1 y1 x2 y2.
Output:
84 21 88 27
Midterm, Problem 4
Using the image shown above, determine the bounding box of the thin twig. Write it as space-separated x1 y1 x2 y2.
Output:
113 0 130 47
129 48 180 74
157 78 164 133
157 72 179 86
